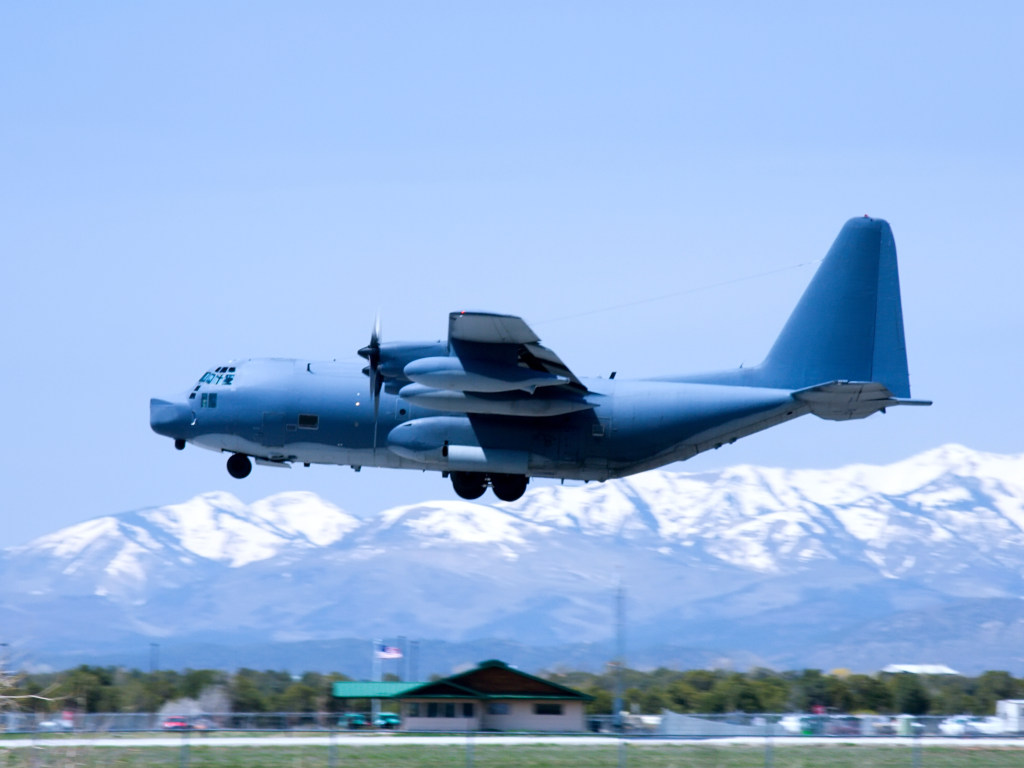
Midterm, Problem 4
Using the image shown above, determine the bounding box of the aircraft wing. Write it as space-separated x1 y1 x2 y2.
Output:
385 312 591 419
448 312 587 392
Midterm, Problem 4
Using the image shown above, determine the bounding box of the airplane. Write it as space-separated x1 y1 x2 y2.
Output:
151 216 930 503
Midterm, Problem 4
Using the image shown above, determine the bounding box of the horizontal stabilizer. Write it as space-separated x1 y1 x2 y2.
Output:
794 381 932 421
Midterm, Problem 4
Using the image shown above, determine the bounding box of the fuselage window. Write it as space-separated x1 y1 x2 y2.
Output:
298 414 319 430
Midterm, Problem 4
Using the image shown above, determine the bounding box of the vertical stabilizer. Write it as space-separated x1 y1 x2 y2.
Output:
760 217 912 397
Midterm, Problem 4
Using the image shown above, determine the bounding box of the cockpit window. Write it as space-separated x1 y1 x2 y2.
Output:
197 366 236 386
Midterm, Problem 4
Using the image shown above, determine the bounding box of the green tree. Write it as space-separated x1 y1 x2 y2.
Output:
230 670 268 712
278 683 318 713
750 673 789 713
887 673 930 715
666 680 701 713
975 671 1020 713
788 670 828 712
583 686 613 715
823 675 853 712
181 669 223 700
846 674 891 713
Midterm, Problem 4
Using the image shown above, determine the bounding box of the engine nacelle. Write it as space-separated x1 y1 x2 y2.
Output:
375 342 449 379
399 383 593 417
404 356 566 393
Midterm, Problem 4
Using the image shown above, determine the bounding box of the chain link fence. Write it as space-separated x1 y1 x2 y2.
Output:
4 710 1024 736
3 712 1024 767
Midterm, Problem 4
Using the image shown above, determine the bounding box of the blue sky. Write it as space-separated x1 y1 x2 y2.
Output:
2 2 1022 546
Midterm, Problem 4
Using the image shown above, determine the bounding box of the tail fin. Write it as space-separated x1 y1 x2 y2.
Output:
760 216 912 397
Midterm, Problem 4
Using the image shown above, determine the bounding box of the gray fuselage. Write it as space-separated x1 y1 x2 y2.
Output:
151 358 804 481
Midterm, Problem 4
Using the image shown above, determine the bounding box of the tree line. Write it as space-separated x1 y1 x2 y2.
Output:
549 667 1024 716
3 665 1022 716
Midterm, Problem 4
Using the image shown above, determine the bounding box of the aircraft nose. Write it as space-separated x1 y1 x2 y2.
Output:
150 398 191 437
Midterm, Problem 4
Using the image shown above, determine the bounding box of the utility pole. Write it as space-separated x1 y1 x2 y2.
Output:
612 580 626 731
371 639 381 721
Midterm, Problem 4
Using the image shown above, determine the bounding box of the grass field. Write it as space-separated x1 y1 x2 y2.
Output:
4 743 1024 767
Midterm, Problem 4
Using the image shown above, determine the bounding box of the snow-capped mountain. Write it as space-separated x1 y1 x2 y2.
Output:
3 445 1024 674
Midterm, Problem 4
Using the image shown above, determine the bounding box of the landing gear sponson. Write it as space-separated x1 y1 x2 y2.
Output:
450 471 528 502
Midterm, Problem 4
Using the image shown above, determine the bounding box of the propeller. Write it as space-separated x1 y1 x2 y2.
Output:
357 313 384 450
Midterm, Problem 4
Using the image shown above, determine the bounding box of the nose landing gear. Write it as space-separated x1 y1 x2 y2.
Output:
226 453 252 479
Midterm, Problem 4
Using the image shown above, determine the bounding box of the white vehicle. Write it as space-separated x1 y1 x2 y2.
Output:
778 714 804 734
939 716 1004 737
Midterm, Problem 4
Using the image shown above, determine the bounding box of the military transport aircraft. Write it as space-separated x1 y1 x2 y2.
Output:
151 216 929 502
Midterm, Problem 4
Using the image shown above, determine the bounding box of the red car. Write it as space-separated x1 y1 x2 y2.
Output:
162 716 191 730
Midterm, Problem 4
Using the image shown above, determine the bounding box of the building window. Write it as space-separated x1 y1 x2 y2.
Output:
487 703 509 715
444 703 455 718
407 703 420 718
298 414 319 430
462 703 474 718
534 703 563 716
427 703 438 718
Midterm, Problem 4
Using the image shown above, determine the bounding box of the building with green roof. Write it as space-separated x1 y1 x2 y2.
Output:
332 659 592 732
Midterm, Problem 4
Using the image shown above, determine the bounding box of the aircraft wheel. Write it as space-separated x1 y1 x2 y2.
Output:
451 471 487 500
226 453 252 479
491 473 528 502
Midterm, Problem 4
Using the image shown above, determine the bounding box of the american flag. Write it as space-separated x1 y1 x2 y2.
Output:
376 644 403 659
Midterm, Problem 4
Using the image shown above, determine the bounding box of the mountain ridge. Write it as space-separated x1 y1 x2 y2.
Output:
3 444 1023 675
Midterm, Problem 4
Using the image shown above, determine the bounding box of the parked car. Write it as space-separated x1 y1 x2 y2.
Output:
799 715 828 735
863 716 897 735
778 714 804 734
339 713 367 730
825 716 862 735
940 716 1004 737
37 717 74 733
374 712 401 729
967 716 1005 736
162 716 191 731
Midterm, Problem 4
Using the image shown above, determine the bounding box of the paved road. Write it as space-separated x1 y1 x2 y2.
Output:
3 735 1024 749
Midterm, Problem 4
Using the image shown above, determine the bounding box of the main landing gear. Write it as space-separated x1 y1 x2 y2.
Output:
226 453 252 479
450 471 529 502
